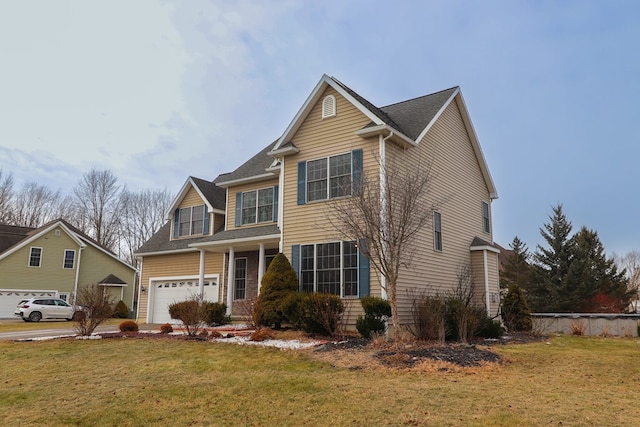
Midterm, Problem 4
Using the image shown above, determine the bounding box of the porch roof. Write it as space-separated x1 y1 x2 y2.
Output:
189 225 280 253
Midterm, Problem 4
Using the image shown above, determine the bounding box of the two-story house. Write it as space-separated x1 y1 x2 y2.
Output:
135 75 500 327
0 219 137 318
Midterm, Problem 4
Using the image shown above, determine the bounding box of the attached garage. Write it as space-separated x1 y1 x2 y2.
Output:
148 276 219 324
0 289 57 319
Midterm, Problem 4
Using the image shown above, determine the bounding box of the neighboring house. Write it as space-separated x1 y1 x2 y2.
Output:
136 74 500 326
0 219 137 318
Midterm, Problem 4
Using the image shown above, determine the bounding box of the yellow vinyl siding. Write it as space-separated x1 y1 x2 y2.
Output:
179 187 204 208
172 186 214 240
282 86 379 257
389 98 496 324
0 226 79 290
226 178 280 230
137 251 224 321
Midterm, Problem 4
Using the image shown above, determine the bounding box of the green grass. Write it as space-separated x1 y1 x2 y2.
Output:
0 335 638 426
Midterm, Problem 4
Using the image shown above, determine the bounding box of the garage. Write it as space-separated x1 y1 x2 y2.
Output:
0 290 57 319
149 278 218 324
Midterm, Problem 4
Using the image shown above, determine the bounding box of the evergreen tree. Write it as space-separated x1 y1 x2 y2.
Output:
501 284 532 331
531 204 575 312
500 236 532 290
256 253 299 329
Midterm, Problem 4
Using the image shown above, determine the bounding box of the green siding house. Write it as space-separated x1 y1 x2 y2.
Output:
0 219 136 318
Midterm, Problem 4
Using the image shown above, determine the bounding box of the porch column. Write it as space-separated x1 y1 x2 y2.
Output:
483 250 491 317
257 243 265 294
226 247 235 315
198 249 206 297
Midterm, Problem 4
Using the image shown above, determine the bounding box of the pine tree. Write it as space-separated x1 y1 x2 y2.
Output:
256 253 299 329
500 236 532 290
531 204 575 312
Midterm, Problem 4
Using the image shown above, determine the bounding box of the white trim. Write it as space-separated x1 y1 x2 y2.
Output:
322 94 336 118
239 186 277 226
73 246 83 304
0 221 85 262
189 234 281 249
214 173 276 188
258 244 265 294
278 157 285 252
268 145 299 157
224 188 229 231
483 250 491 317
146 273 220 324
226 248 235 315
271 75 384 153
28 246 43 268
164 177 221 220
233 256 248 300
62 249 76 269
470 245 500 254
98 283 128 287
135 248 198 257
354 125 416 147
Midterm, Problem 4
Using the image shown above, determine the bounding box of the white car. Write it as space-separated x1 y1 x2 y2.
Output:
14 298 80 322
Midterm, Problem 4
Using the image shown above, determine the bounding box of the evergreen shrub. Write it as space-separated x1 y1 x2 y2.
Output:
501 284 533 332
201 302 230 326
112 300 129 318
282 292 344 337
356 296 391 339
256 253 298 329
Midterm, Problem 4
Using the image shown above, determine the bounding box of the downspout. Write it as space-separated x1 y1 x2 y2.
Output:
278 157 284 253
72 246 84 305
135 256 143 322
483 250 491 317
379 131 394 300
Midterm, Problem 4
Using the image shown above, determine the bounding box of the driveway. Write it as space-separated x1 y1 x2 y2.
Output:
0 319 122 341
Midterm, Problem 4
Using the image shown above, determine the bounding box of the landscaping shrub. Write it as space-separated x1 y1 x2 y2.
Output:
410 293 446 342
250 328 275 342
159 323 173 334
256 253 299 329
282 292 344 337
118 320 139 333
356 296 391 339
112 300 129 319
501 284 532 332
168 296 204 336
200 302 230 326
476 317 504 339
74 283 114 336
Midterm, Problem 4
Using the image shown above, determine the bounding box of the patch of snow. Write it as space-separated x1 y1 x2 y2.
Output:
214 335 323 350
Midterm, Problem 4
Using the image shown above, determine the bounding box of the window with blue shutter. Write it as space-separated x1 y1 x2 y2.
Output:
235 192 242 227
299 149 363 203
272 185 279 222
291 244 301 287
235 187 277 226
173 209 180 239
297 162 306 205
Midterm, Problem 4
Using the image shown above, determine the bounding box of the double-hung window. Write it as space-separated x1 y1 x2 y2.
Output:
235 186 278 226
175 205 207 237
234 258 247 300
482 202 491 233
63 250 75 269
433 212 443 252
299 241 359 297
29 247 42 267
298 149 363 205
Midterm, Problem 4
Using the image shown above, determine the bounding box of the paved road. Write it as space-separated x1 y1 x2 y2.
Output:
0 321 122 341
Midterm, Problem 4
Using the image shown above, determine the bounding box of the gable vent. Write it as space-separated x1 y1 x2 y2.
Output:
322 95 336 118
54 230 61 237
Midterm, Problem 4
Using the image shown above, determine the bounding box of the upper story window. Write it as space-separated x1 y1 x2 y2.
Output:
173 205 208 238
235 186 278 227
29 247 42 267
322 95 336 118
433 212 443 252
298 149 362 204
482 202 491 233
63 250 75 269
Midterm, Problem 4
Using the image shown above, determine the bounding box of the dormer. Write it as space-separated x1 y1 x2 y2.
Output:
165 177 226 240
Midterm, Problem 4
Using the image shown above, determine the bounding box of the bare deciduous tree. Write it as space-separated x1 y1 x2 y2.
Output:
74 283 114 336
0 169 14 223
12 182 64 227
73 169 123 251
615 250 640 312
329 152 440 337
119 188 172 266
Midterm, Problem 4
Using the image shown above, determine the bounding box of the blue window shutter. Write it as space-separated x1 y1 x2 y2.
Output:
297 161 306 205
235 192 242 227
291 244 301 287
358 241 370 297
352 148 363 195
173 208 180 238
203 205 209 234
272 185 279 222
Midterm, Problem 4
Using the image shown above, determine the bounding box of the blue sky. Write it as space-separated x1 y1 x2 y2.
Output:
1 0 639 255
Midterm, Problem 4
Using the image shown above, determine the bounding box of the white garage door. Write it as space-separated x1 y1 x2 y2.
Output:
150 279 218 324
0 290 57 319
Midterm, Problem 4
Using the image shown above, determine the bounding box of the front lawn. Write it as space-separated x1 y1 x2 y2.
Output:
0 335 638 426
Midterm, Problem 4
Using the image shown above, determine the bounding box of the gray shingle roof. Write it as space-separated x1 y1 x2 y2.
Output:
214 140 279 185
190 177 226 210
0 224 33 254
135 223 280 254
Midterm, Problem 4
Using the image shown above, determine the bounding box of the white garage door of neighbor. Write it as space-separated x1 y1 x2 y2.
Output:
0 290 57 318
151 280 218 324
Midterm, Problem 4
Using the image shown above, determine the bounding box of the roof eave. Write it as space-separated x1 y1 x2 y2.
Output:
268 145 300 157
189 234 281 249
135 248 199 257
214 172 278 188
354 125 417 148
164 177 216 221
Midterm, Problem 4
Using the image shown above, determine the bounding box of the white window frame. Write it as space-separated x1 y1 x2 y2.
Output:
434 212 443 252
482 201 491 234
241 187 274 225
178 205 205 237
234 257 248 300
299 241 358 297
63 249 75 269
28 247 42 268
306 152 352 203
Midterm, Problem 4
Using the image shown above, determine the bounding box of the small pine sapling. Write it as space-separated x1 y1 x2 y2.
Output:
256 253 298 329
